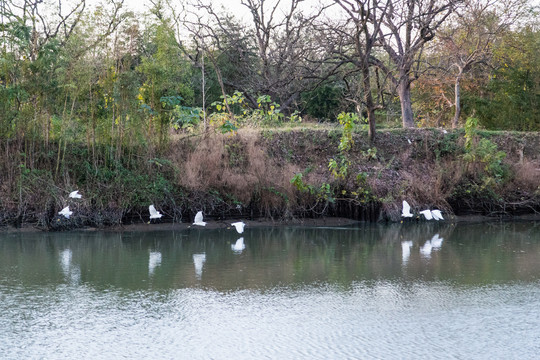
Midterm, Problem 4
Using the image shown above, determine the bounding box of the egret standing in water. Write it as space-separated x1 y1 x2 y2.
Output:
231 221 246 234
149 205 163 220
193 211 206 226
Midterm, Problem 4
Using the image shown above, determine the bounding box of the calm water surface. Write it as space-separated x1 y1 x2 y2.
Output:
1 221 540 359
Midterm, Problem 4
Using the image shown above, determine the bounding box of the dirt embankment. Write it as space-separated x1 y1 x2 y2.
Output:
165 127 540 222
1 127 540 230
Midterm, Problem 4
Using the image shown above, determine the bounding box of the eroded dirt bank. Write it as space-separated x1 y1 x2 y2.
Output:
1 127 539 230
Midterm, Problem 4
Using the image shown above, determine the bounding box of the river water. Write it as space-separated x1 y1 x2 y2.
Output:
1 221 539 359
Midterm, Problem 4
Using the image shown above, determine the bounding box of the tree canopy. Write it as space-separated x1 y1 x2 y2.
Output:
0 0 539 152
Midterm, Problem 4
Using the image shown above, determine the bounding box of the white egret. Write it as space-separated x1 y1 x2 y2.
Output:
193 253 206 279
431 209 444 220
149 205 163 219
231 221 246 234
69 190 82 199
419 210 433 220
402 200 413 218
231 237 245 253
59 206 73 219
148 251 162 275
193 211 206 226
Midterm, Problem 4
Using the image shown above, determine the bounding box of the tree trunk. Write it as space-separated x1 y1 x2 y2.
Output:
398 80 415 128
452 74 462 128
362 65 376 141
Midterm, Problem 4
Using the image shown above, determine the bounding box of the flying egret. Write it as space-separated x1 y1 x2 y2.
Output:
149 205 163 219
231 237 245 253
231 221 246 234
59 206 73 219
419 210 433 220
431 209 444 220
193 211 206 226
402 200 413 218
69 190 82 199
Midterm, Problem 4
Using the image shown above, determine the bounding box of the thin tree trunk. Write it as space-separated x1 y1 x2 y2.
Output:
398 80 415 128
362 65 376 141
201 49 207 130
452 73 462 128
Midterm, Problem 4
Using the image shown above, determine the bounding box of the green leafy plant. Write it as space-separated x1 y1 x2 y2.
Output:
464 116 479 151
328 112 358 180
462 118 508 190
328 155 350 179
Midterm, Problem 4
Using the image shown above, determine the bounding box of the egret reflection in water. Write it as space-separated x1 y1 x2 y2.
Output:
148 251 162 275
2 223 540 360
401 240 413 264
60 248 72 275
193 253 206 279
231 237 245 253
59 248 81 284
420 240 433 258
419 233 445 259
430 233 444 250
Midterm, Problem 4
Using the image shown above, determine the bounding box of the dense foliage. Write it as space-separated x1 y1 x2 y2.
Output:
0 0 539 227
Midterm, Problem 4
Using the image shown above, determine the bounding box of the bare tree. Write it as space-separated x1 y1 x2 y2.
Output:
324 0 392 141
371 0 459 128
176 0 328 112
237 0 328 110
434 0 529 128
8 0 87 60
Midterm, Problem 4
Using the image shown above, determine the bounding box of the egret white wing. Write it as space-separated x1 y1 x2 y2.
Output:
193 211 206 226
149 205 163 219
69 190 82 199
231 221 245 234
431 210 444 220
402 200 413 217
419 210 433 220
59 206 73 219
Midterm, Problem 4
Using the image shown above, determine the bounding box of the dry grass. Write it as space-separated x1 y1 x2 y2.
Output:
508 160 540 193
174 131 301 215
